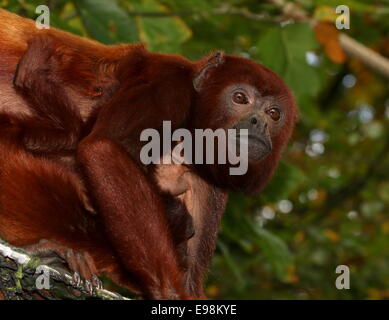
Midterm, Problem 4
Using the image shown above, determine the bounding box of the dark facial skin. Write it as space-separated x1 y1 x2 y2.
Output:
221 83 285 162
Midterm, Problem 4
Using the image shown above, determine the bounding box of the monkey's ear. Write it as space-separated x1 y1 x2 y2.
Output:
193 51 224 92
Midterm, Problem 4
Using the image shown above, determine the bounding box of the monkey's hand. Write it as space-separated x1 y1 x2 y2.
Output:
22 239 102 294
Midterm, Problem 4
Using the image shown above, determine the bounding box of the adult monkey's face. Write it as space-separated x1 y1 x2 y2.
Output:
221 83 286 162
191 52 297 193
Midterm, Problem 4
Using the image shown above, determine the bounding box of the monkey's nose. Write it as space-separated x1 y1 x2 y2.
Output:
249 116 269 135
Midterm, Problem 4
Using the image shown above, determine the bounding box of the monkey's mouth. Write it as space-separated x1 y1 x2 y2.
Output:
232 134 272 161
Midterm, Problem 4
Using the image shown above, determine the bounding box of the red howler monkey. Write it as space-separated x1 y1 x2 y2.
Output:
0 9 297 299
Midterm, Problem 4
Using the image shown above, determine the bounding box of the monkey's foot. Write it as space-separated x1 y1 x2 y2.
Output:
22 239 102 294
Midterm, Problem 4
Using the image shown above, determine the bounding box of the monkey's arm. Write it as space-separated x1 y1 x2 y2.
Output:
77 136 190 299
13 34 117 152
75 53 198 298
155 163 228 297
184 182 227 297
13 34 84 151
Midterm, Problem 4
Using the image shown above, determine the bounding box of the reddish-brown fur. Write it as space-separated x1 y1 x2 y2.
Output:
0 9 297 299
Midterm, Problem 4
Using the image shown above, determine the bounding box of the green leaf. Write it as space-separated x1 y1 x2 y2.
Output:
159 0 215 13
217 239 246 288
314 0 378 12
74 0 138 44
127 0 192 53
245 217 294 281
261 161 306 203
50 13 84 36
257 22 321 102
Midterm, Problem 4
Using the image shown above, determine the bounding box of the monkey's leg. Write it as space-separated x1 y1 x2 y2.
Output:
77 136 192 300
0 136 112 294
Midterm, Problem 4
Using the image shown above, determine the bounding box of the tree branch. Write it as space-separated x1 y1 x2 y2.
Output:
127 4 275 22
339 33 389 79
0 239 129 300
128 2 389 79
270 0 389 79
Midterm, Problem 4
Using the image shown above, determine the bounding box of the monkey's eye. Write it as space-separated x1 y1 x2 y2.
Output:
267 107 281 121
232 91 249 104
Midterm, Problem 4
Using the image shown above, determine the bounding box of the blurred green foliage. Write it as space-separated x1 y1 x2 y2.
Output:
2 0 389 299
